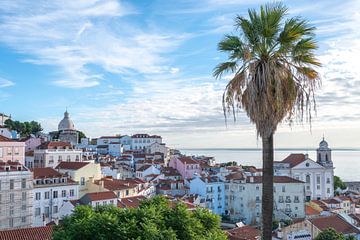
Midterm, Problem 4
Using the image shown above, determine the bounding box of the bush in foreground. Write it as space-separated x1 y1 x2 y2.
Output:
53 196 227 240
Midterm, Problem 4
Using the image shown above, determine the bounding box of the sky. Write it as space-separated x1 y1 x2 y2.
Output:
0 0 360 149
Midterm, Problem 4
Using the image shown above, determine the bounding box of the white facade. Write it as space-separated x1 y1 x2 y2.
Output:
0 127 12 139
34 148 83 169
274 140 334 201
0 162 33 230
225 176 305 225
32 179 79 226
131 134 162 151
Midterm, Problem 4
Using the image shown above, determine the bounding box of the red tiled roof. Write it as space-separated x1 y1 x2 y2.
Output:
31 167 64 179
137 165 152 172
306 205 321 216
84 191 117 201
246 176 304 184
0 135 17 142
118 196 146 208
0 226 53 240
38 141 72 149
100 179 139 191
56 161 89 170
280 154 307 167
226 225 261 240
0 161 27 172
309 214 360 234
178 156 198 165
225 172 245 181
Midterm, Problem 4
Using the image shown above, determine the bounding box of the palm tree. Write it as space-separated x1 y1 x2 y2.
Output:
213 3 320 239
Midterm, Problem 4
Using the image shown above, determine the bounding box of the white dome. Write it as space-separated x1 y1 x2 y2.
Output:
319 138 329 149
58 111 75 131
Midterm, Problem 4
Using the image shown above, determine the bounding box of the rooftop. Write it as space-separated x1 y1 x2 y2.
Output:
82 191 117 202
309 214 360 234
31 167 65 179
0 226 53 240
118 196 146 208
56 161 89 170
37 141 72 150
226 225 261 240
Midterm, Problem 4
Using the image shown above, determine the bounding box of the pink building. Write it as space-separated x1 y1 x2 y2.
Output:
0 135 26 165
22 135 42 152
168 156 201 179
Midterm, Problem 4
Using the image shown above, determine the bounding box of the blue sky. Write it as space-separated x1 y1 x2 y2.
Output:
1 0 360 148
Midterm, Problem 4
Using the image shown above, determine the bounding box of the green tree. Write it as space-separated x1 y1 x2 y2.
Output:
53 196 227 240
334 175 347 191
314 228 345 240
213 3 320 239
4 119 43 137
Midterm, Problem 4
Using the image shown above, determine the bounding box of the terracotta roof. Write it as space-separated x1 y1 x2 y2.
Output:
0 135 17 142
178 156 198 165
225 172 245 181
31 167 64 179
280 154 307 167
118 196 146 208
100 179 139 191
37 141 72 149
309 214 360 234
56 161 89 170
0 161 27 172
0 226 53 240
137 165 152 172
226 225 261 240
83 191 117 201
161 167 181 176
306 205 321 216
246 176 304 184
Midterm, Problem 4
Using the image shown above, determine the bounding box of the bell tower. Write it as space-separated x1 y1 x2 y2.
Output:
316 137 332 168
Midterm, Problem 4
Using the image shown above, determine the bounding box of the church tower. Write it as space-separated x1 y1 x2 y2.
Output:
316 137 333 168
58 110 78 146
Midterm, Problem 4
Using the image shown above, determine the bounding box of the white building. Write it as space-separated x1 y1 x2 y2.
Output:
34 141 83 168
135 165 160 180
225 175 305 225
189 175 225 215
274 139 334 201
131 134 162 151
0 162 33 230
79 191 117 208
31 167 79 226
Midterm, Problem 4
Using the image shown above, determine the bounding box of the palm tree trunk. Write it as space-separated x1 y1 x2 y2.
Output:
261 133 274 240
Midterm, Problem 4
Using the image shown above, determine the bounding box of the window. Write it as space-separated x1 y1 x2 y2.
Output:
306 163 310 167
9 193 14 202
10 179 14 190
53 206 58 214
103 201 106 205
44 207 49 217
256 186 259 191
36 192 41 200
316 175 321 184
327 178 330 184
9 206 14 216
126 190 129 196
21 217 26 223
279 196 284 202
0 147 2 157
67 155 71 161
282 186 285 192
327 188 330 193
62 190 66 198
70 189 74 197
306 175 311 184
76 155 79 161
96 202 100 207
58 156 62 162
294 196 299 202
53 191 58 199
110 200 114 204
35 208 41 216
22 204 26 210
14 148 19 155
45 191 50 199
21 178 26 189
22 192 27 201
317 185 320 190
9 218 13 228
7 148 12 155
80 177 85 185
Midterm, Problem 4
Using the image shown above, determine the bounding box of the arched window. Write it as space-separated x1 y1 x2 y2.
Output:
318 153 321 161
306 175 311 184
325 154 329 162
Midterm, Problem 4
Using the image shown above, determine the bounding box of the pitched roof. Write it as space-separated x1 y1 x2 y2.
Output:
178 156 198 165
246 176 304 184
100 179 139 191
31 167 64 179
225 172 245 181
279 154 307 167
306 205 321 216
56 161 89 170
0 135 17 142
0 226 53 240
309 214 360 234
82 191 117 202
137 164 152 172
226 225 261 240
37 141 72 149
118 196 146 208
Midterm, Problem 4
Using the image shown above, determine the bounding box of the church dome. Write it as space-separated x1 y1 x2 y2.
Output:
319 137 329 149
58 110 75 131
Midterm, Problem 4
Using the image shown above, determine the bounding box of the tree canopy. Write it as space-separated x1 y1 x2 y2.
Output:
4 119 42 137
314 228 345 240
53 196 227 240
334 176 347 191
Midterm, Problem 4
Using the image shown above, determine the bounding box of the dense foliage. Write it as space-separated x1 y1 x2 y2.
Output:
53 196 227 240
314 228 345 240
4 119 42 137
334 175 347 191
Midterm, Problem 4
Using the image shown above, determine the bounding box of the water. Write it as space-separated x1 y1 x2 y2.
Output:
180 148 360 182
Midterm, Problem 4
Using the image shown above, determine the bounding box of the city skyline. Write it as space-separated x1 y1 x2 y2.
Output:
1 0 359 148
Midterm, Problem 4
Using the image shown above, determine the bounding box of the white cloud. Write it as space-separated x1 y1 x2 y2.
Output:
0 0 184 88
0 78 15 88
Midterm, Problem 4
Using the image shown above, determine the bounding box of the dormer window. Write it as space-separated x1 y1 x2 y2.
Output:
17 166 22 171
5 166 10 171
